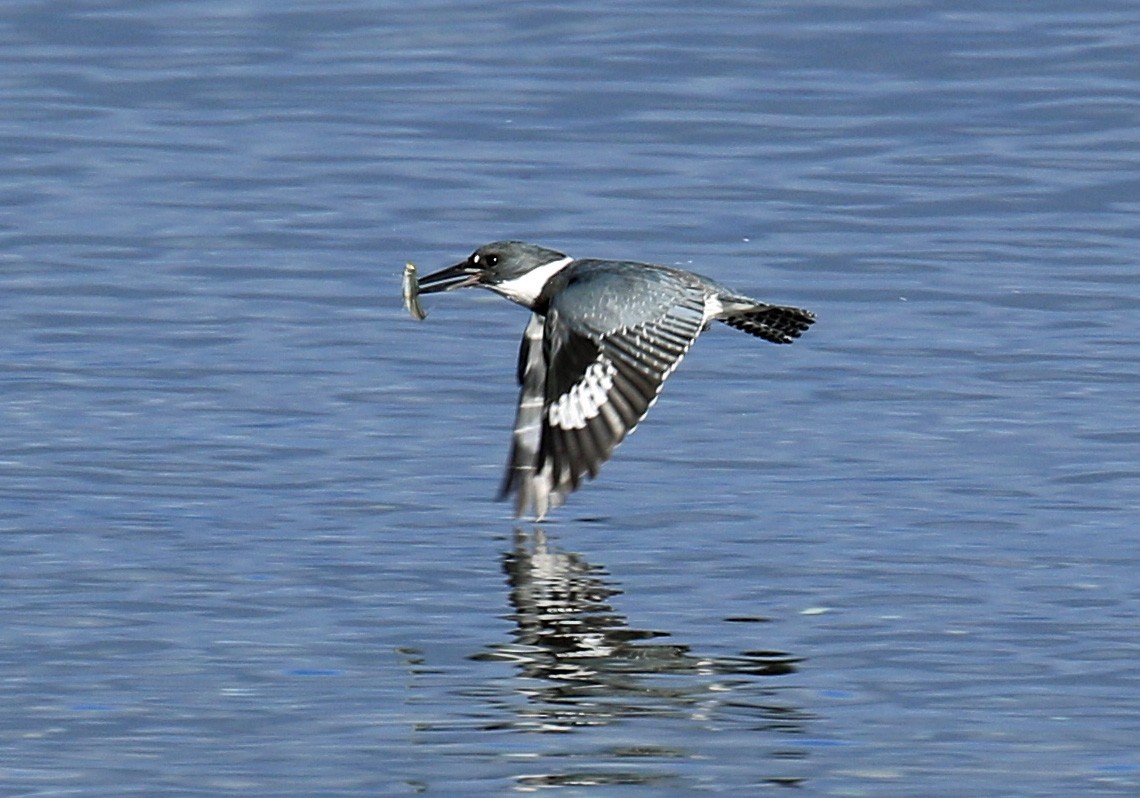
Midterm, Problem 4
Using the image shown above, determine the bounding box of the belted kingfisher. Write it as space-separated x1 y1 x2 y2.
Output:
413 241 815 520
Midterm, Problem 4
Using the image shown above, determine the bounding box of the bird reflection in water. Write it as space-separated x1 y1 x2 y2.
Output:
473 528 809 741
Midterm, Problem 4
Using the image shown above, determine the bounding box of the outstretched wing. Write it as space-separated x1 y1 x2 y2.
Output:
498 314 554 518
499 273 709 520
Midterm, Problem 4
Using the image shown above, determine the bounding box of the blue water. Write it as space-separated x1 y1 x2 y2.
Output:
2 1 1138 795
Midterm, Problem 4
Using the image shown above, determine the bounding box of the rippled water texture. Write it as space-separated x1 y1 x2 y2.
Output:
2 1 1138 795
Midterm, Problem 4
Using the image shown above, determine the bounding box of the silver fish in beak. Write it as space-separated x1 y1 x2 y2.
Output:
403 255 489 320
402 262 427 321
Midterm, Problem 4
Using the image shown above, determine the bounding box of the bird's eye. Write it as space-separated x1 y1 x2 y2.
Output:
485 254 499 266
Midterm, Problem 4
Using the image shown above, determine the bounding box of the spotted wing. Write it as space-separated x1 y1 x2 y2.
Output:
498 313 557 518
525 287 709 518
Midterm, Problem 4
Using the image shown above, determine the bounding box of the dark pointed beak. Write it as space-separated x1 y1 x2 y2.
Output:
415 260 484 294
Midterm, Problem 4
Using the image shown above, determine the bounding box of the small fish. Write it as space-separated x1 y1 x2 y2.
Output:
403 262 427 320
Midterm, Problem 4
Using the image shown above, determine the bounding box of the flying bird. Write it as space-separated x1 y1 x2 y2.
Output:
409 241 814 519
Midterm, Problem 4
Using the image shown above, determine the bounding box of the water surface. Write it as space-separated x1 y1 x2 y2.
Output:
2 1 1138 795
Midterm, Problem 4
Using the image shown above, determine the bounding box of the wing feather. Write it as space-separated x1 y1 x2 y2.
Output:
499 287 702 517
498 314 556 518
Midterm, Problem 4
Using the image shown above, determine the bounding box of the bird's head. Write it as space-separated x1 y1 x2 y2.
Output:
416 241 570 306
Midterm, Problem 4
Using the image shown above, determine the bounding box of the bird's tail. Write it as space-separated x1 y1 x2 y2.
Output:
719 301 815 344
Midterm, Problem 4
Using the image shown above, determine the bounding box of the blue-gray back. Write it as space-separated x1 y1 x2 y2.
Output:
545 259 718 333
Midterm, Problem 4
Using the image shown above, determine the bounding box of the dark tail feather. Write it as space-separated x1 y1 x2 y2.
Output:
721 303 815 344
